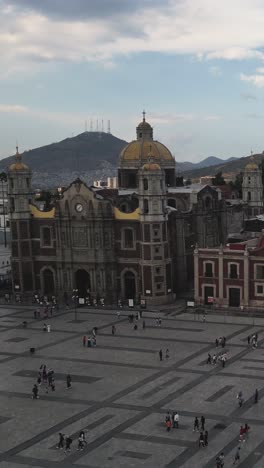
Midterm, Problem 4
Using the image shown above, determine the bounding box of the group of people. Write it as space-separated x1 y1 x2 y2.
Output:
82 328 97 348
56 430 87 452
207 352 228 367
31 364 72 398
237 388 259 407
231 424 251 465
165 411 179 430
193 416 209 448
247 333 258 348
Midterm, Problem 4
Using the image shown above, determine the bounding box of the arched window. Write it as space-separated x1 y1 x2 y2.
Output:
143 178 148 191
143 199 149 214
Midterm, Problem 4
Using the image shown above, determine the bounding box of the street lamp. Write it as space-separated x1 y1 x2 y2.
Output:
0 172 7 248
72 289 79 321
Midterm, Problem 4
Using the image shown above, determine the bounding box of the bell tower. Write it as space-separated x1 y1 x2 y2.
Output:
138 159 173 304
8 147 34 294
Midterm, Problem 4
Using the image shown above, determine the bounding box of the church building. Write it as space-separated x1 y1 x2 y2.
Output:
8 115 227 305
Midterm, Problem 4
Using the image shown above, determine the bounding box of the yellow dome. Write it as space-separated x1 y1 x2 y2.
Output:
245 161 258 171
120 140 174 162
142 163 161 171
9 162 29 171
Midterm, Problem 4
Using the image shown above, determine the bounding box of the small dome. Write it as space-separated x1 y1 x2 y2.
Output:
245 161 258 171
142 163 161 171
8 147 29 172
137 120 152 129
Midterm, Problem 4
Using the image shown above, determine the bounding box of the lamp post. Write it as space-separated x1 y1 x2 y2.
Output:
72 289 79 321
0 172 7 248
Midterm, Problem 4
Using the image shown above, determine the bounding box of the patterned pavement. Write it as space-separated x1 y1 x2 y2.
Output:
0 305 263 467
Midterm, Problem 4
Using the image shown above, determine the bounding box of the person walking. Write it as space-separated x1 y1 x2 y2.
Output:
142 320 146 330
112 325 116 336
247 335 251 346
32 384 39 399
51 378 55 392
212 354 217 365
215 338 219 347
174 412 179 428
165 349 169 359
201 415 205 431
159 349 163 361
233 446 240 465
239 425 245 443
166 418 172 432
204 430 208 446
193 417 199 432
65 436 72 452
199 432 205 447
207 353 212 364
66 374 72 389
216 453 224 468
56 433 65 449
254 388 259 403
82 335 87 347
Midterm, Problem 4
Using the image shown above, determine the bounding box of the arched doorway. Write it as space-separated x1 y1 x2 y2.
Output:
42 269 55 295
123 270 136 300
75 269 91 297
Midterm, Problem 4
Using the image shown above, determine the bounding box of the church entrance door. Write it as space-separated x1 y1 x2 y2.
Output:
43 269 55 295
124 271 136 300
75 269 91 297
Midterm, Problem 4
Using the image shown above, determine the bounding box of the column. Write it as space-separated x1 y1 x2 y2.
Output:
244 247 249 307
219 245 223 305
194 244 199 303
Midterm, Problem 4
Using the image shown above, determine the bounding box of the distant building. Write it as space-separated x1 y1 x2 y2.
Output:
194 234 264 309
242 159 263 216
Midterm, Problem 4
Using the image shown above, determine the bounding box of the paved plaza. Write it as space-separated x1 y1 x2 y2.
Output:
0 305 264 467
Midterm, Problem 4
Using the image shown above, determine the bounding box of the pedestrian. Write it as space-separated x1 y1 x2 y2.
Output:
65 436 72 452
221 336 226 348
92 328 96 338
32 384 39 399
201 415 205 431
202 314 206 323
216 453 224 468
66 374 72 389
222 355 226 368
215 338 219 347
239 425 245 443
233 446 240 465
159 349 163 361
165 349 169 359
166 418 172 432
165 412 171 423
142 320 146 330
56 433 65 449
82 335 87 347
92 336 96 347
247 335 251 346
134 324 138 330
112 325 116 335
199 432 205 447
204 430 208 446
77 434 85 450
37 373 42 385
193 417 199 432
244 423 250 438
51 378 55 391
237 391 243 407
254 388 259 403
207 353 212 364
174 412 179 428
87 336 91 348
212 354 217 365
158 318 162 326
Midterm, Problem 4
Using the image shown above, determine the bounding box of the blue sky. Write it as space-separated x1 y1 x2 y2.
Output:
1 0 264 162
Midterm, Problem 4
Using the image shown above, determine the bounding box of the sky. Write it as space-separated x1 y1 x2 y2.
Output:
2 0 264 162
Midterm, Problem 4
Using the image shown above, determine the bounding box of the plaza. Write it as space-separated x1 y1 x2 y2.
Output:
0 304 263 467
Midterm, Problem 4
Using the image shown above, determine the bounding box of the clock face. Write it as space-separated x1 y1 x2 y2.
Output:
75 203 83 213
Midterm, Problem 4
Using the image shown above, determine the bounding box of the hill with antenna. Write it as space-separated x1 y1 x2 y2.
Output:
1 132 128 172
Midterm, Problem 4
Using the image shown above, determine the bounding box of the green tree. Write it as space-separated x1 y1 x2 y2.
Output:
212 171 226 185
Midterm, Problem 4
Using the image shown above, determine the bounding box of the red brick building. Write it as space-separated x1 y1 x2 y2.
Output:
194 235 264 309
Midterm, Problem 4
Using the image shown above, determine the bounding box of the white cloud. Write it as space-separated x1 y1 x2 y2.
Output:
0 104 28 112
256 67 264 74
2 0 264 75
209 66 222 77
240 72 264 88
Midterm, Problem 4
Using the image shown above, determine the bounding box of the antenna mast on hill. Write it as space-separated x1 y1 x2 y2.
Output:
90 119 93 132
107 120 111 134
96 119 99 132
85 120 87 132
101 119 104 133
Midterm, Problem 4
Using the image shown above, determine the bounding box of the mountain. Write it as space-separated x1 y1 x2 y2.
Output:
0 132 128 172
183 152 264 179
176 156 237 172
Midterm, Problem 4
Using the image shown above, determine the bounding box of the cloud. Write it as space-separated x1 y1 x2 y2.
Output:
209 66 222 77
256 67 264 74
240 92 257 101
3 0 264 75
0 104 28 113
240 72 264 87
140 112 220 124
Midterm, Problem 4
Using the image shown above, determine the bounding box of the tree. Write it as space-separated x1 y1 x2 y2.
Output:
229 172 243 198
212 171 226 186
